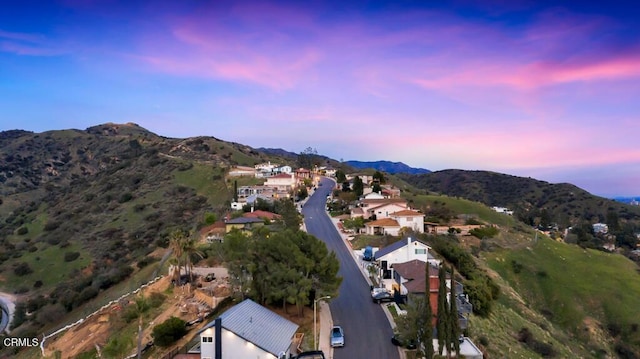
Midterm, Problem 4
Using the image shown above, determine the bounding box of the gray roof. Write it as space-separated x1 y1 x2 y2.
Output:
202 299 299 356
226 217 264 224
374 237 433 260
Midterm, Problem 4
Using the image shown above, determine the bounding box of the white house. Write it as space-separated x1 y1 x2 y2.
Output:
197 299 299 359
389 209 425 233
357 198 408 219
374 237 438 267
593 223 609 234
364 218 401 236
264 173 296 193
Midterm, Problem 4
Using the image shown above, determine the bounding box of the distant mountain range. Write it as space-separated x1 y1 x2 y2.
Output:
344 160 431 174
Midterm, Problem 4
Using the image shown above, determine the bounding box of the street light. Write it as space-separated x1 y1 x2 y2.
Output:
313 295 331 350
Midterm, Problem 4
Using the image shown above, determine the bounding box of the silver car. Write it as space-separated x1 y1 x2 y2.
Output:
330 325 344 347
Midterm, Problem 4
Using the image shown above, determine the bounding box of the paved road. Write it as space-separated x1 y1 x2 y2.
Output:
302 178 399 359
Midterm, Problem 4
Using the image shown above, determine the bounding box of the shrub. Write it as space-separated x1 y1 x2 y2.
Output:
469 225 499 239
33 280 43 288
14 262 33 276
43 221 60 231
16 227 28 235
64 251 81 262
152 317 187 347
148 292 166 308
118 192 133 203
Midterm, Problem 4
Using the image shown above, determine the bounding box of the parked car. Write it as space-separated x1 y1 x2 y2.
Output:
363 246 374 261
372 290 394 304
391 334 417 349
330 326 345 347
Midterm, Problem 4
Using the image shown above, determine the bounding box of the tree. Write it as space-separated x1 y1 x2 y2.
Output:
233 180 238 202
275 198 301 229
372 182 382 193
352 176 364 197
133 293 151 359
297 147 320 169
447 265 461 358
437 265 450 356
183 236 205 283
152 317 187 347
335 170 347 183
419 261 434 359
168 229 187 285
373 170 386 184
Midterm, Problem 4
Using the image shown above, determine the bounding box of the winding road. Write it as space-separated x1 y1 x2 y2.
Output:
302 177 399 359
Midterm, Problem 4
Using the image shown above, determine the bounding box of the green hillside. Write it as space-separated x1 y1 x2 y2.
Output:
486 237 640 356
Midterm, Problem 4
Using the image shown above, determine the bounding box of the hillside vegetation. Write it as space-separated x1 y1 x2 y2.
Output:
398 170 640 228
0 123 287 338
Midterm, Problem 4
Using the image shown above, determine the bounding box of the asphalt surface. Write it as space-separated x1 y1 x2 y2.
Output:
302 178 399 359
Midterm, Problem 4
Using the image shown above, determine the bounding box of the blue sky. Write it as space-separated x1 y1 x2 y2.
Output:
1 0 639 197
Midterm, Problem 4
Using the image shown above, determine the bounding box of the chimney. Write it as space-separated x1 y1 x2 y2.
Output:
215 318 222 359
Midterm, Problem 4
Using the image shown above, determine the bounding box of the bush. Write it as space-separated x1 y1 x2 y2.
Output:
152 316 187 347
64 251 81 262
14 262 33 276
16 227 28 235
43 221 60 231
118 192 133 203
148 292 166 308
469 226 499 239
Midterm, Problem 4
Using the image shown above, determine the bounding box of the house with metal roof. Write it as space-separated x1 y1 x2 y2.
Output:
198 299 300 359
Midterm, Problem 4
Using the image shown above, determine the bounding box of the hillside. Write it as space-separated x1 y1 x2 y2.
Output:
397 169 640 228
0 123 287 338
345 160 431 174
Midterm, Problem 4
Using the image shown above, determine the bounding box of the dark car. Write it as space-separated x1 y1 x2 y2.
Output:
391 334 417 349
371 290 394 304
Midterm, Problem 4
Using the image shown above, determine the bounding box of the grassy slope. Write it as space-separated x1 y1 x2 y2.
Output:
485 236 640 354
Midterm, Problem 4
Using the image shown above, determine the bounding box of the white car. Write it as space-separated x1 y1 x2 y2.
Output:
330 325 344 347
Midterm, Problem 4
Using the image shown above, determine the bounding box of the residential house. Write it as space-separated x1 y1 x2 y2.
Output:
294 168 311 180
491 206 513 215
199 221 227 243
225 217 265 234
363 192 385 200
228 166 257 177
357 198 408 219
593 223 609 234
243 210 282 222
392 259 472 328
381 185 401 198
364 218 401 236
389 209 425 233
274 165 292 174
197 299 299 359
374 237 440 279
264 173 296 196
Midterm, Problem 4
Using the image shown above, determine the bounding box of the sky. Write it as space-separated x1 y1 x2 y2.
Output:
1 0 639 198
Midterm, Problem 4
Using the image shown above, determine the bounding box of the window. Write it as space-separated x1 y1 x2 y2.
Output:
415 248 427 255
406 217 413 221
203 336 213 343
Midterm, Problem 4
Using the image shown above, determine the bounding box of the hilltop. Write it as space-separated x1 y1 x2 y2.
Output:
345 160 431 174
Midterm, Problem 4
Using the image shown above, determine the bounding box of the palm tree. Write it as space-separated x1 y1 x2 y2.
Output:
183 235 205 283
169 229 187 285
134 293 150 359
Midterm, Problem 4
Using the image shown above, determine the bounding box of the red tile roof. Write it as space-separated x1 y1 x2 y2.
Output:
365 218 400 227
243 210 282 220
